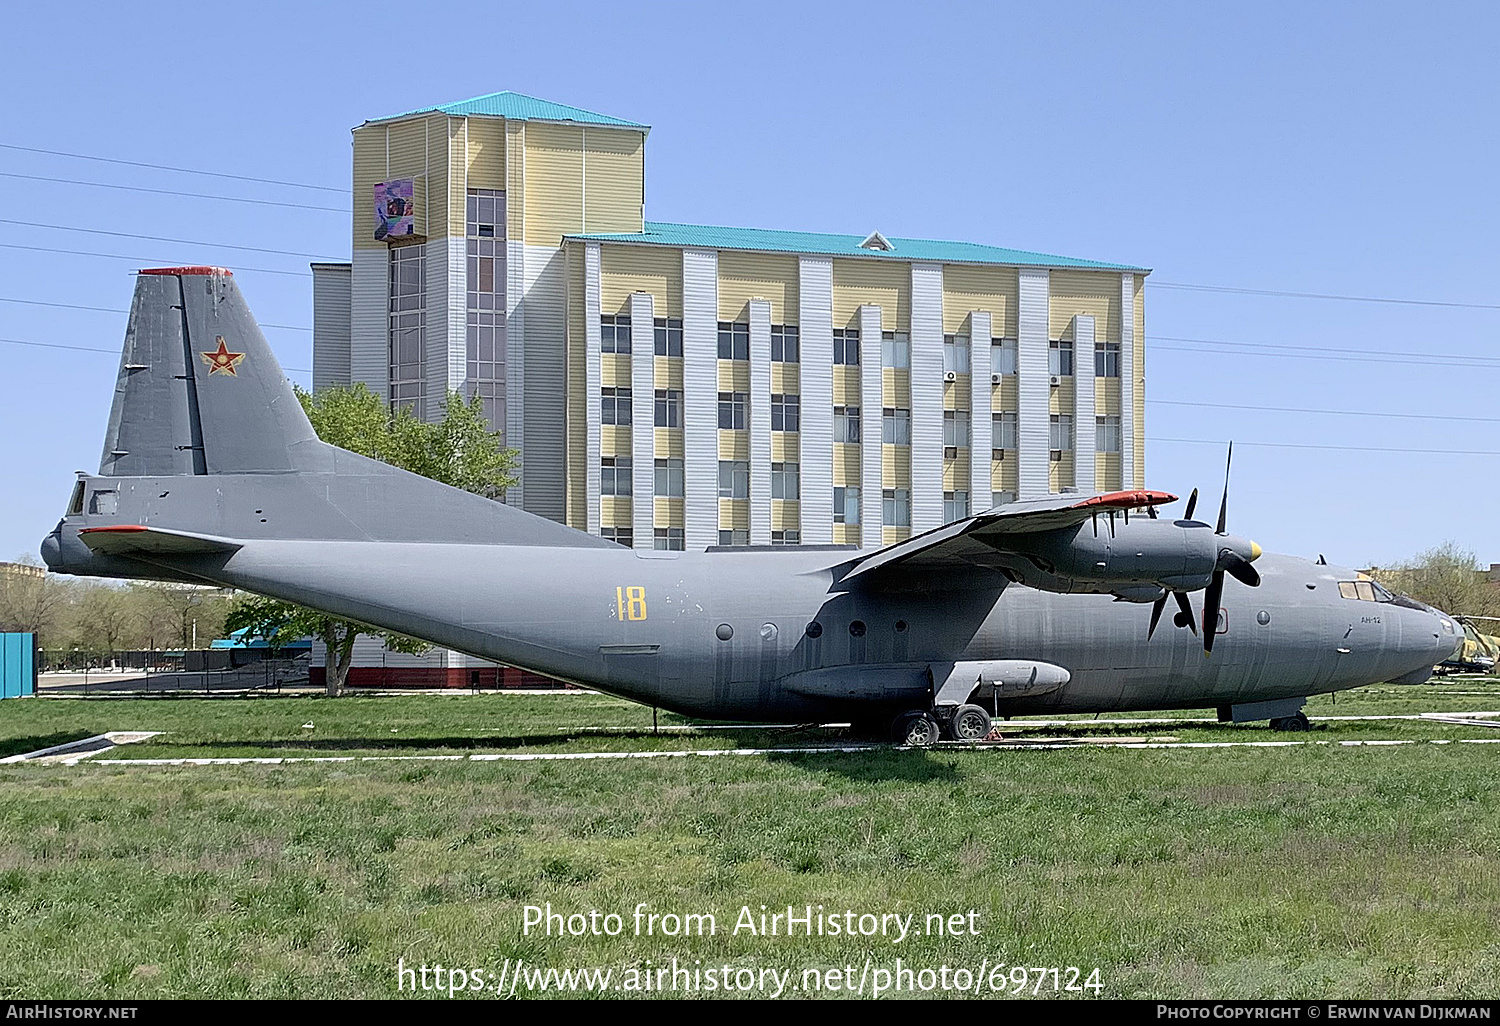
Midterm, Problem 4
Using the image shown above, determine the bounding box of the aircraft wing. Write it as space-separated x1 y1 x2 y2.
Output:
78 525 243 557
830 489 1177 587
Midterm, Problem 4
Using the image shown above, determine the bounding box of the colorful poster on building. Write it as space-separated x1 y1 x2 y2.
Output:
374 179 416 241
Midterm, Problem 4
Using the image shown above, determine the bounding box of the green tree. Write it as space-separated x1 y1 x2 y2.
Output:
1370 542 1500 617
226 384 519 694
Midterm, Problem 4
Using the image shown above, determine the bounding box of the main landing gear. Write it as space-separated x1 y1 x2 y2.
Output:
891 704 994 746
1269 712 1311 732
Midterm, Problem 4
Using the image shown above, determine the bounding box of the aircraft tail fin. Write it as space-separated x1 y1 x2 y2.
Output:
100 267 318 477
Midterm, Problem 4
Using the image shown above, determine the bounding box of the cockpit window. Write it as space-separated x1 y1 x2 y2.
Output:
1339 580 1396 603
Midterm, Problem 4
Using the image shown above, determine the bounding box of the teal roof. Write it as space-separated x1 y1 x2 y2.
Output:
366 91 647 130
569 221 1146 272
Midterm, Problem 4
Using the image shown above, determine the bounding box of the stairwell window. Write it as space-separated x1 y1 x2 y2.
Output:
991 338 1017 376
655 458 684 498
942 334 970 374
771 462 800 501
717 321 749 360
833 328 860 366
883 488 910 528
771 324 799 363
653 317 683 357
718 392 747 430
881 331 909 369
600 387 632 426
834 406 861 444
601 314 632 354
1048 339 1074 377
1096 415 1122 453
944 491 970 523
771 393 800 432
834 486 861 525
1095 341 1121 378
601 456 633 496
1049 414 1074 460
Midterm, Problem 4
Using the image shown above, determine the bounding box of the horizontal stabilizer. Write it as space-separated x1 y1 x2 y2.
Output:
78 526 242 557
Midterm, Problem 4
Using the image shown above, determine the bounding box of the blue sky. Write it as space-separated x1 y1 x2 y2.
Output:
2 1 1496 570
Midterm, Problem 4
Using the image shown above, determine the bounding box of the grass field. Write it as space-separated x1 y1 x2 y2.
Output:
2 681 1499 999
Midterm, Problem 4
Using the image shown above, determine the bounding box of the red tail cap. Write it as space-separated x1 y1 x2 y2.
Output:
137 266 234 277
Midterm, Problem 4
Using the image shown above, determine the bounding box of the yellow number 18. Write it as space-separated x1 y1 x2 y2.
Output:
616 586 647 621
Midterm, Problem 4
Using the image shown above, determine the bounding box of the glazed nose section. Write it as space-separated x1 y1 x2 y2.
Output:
1433 612 1461 663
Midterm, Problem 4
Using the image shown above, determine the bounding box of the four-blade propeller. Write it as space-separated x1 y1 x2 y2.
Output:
1147 444 1262 655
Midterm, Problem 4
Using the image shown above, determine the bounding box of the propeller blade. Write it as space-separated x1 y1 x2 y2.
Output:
1221 550 1261 587
1174 591 1198 636
1148 592 1167 639
1216 442 1233 535
1183 487 1199 521
1203 571 1225 654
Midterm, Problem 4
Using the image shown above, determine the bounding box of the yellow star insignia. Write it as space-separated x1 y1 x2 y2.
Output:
201 337 246 376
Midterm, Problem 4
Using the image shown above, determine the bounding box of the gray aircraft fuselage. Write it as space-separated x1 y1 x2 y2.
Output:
39 267 1461 724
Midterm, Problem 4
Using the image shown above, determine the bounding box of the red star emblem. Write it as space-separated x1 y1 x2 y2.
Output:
200 337 246 376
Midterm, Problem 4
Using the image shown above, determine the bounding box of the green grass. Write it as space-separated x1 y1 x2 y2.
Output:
1 683 1499 999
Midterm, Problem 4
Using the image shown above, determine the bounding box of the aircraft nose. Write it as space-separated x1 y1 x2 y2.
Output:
1433 613 1462 663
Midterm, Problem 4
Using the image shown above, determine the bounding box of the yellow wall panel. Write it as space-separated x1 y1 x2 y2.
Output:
1049 270 1121 342
770 433 799 463
832 259 909 329
600 425 629 458
718 252 800 324
770 500 798 531
770 362 799 394
942 264 1019 337
447 118 466 237
506 122 526 240
655 497 684 529
600 353 630 388
465 117 507 191
600 245 681 316
524 123 584 246
654 428 683 458
600 496 631 526
718 431 749 460
584 128 645 235
1134 276 1146 486
832 444 861 486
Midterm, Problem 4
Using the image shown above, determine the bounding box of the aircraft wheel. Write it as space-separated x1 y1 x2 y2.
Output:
1269 712 1310 732
893 711 940 747
949 704 993 742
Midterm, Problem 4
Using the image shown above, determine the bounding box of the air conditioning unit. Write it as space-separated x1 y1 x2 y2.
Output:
992 447 1006 461
990 373 1001 385
944 446 958 460
1049 449 1064 462
1049 375 1061 388
943 371 957 382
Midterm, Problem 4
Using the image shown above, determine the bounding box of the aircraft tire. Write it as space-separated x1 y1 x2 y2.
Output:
949 704 993 742
893 711 940 747
1269 712 1310 732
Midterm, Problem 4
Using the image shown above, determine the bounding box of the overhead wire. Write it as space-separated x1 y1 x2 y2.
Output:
0 142 344 193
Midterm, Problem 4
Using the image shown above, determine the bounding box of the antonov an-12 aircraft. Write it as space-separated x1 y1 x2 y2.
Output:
41 268 1461 743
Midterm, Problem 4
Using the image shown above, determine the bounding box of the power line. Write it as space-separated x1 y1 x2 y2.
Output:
1154 341 1499 372
0 336 310 373
0 142 344 194
0 218 342 261
1151 280 1500 312
0 296 310 332
0 243 307 278
0 171 345 214
1153 437 1496 457
1152 398 1500 425
1155 333 1500 365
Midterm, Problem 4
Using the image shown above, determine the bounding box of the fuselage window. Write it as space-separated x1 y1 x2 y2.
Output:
1338 582 1359 600
1339 580 1396 603
1355 581 1376 602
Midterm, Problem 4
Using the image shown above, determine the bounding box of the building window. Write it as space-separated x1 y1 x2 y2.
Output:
944 490 970 523
1048 339 1074 377
654 317 683 357
718 529 750 546
718 460 749 499
1049 414 1074 459
943 410 970 449
1096 415 1122 453
991 338 1017 376
882 331 910 369
991 490 1017 507
653 527 684 551
834 486 861 525
717 321 749 360
833 327 860 366
771 462 800 500
655 458 684 497
388 243 426 418
883 488 910 527
771 324 799 363
717 392 747 430
654 388 682 428
882 407 911 445
833 405 861 444
601 527 633 548
1095 341 1121 378
601 386 632 426
992 412 1018 455
465 189 505 432
771 530 801 545
601 456 633 496
602 314 632 354
771 393 800 432
942 334 971 374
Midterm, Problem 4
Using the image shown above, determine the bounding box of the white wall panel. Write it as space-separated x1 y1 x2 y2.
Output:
522 243 568 521
748 298 773 546
682 249 720 550
857 304 882 546
1017 268 1050 498
505 238 526 511
1120 273 1136 489
311 263 352 392
350 248 388 399
584 243 602 534
1072 314 1096 493
968 310 993 510
909 263 944 532
798 256 834 544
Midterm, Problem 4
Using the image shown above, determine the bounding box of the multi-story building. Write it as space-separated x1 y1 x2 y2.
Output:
314 91 1149 553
